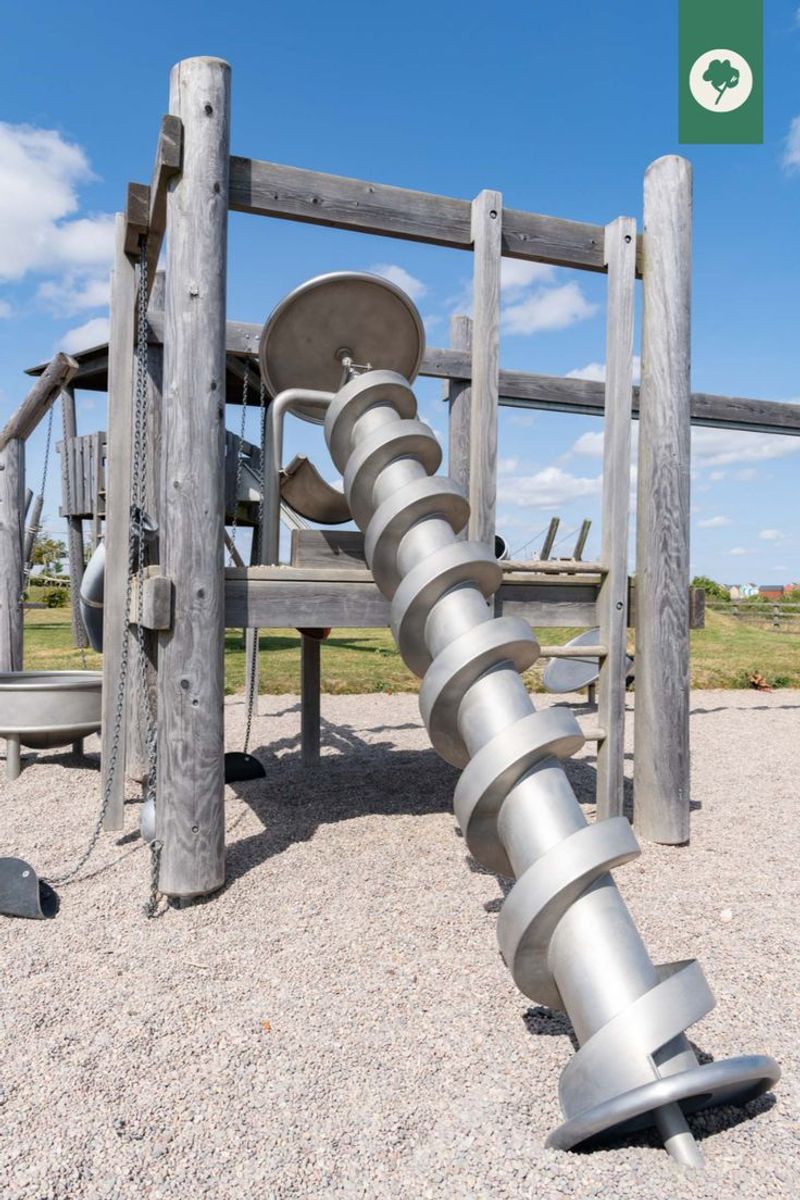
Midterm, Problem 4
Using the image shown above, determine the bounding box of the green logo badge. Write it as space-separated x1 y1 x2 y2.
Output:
679 1 763 144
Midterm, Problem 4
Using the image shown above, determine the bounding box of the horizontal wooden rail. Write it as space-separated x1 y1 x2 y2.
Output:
145 314 800 435
228 156 640 274
27 320 798 439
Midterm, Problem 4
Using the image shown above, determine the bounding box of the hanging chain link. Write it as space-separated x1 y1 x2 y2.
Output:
131 239 162 918
44 237 161 904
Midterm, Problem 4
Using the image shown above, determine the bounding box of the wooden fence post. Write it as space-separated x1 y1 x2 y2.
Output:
61 385 88 649
468 191 502 546
156 56 231 898
101 213 137 830
596 217 637 822
634 156 692 845
0 438 24 672
447 314 473 529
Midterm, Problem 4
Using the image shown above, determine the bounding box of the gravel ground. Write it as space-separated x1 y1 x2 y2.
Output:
1 689 798 1200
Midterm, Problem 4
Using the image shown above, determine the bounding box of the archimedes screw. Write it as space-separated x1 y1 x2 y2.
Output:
323 363 779 1165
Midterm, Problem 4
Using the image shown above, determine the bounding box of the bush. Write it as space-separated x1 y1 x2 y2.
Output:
43 588 68 609
691 575 730 602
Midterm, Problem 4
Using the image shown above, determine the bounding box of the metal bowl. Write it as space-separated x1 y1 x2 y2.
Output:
0 671 102 749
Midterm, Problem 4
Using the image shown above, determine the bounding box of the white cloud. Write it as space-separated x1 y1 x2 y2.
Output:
698 515 732 528
729 547 748 556
567 361 606 382
500 259 555 295
502 282 598 336
59 315 109 353
784 115 800 173
709 470 726 481
498 465 601 509
692 427 800 467
566 356 641 385
571 431 605 457
734 467 758 481
0 299 13 318
498 456 519 475
508 412 536 428
0 123 114 281
759 529 785 542
369 263 426 301
37 273 110 315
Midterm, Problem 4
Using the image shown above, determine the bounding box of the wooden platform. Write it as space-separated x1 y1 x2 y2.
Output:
223 565 606 629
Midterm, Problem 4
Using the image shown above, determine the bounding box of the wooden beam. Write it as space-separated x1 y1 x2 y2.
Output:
223 567 603 630
468 191 502 544
156 55 230 900
124 182 150 257
300 635 321 766
101 214 137 830
634 157 693 847
146 116 183 288
228 156 628 273
595 217 637 823
0 353 78 450
148 314 800 437
60 387 88 650
0 438 24 672
446 316 472 538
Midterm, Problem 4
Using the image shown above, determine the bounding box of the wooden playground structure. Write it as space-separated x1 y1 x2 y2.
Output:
1 55 799 901
0 56 789 1165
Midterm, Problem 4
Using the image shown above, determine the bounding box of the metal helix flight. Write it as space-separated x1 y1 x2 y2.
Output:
259 271 779 1166
323 362 778 1166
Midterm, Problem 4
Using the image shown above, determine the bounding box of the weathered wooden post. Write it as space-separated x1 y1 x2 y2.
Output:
634 156 692 844
126 272 164 783
468 191 501 546
300 634 321 765
446 314 473 523
596 217 637 821
61 385 88 649
156 57 231 898
0 439 24 673
0 353 78 675
101 213 137 830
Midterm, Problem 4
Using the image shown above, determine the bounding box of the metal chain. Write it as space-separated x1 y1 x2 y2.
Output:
60 394 88 669
132 238 162 918
44 237 158 900
229 366 249 557
143 838 163 918
242 379 268 756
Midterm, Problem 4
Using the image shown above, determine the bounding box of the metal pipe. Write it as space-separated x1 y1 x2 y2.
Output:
263 388 335 565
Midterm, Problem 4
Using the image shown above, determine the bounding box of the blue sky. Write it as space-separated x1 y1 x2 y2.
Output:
1 1 798 583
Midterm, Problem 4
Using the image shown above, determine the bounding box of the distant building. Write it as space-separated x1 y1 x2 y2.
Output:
758 585 785 601
729 583 759 600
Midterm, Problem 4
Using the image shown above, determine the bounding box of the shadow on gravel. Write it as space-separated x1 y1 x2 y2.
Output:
223 712 458 887
570 1090 777 1155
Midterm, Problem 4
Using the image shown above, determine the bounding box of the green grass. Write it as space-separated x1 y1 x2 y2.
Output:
23 600 800 693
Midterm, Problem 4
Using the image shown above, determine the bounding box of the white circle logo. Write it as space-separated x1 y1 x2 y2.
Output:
689 49 753 113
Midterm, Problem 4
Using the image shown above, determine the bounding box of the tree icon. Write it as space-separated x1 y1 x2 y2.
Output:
702 58 740 106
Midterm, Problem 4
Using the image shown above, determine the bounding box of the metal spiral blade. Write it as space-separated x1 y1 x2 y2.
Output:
325 368 779 1163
